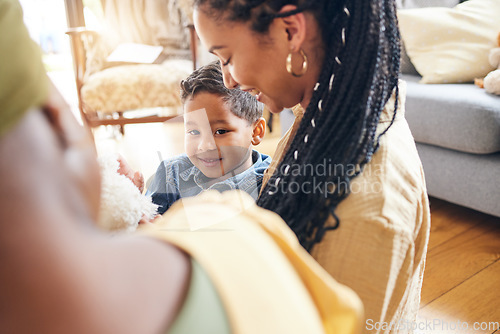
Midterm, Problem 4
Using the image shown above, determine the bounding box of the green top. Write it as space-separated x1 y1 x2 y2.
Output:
0 0 48 138
168 259 231 334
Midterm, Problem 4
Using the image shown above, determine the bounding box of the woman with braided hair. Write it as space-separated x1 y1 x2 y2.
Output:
193 0 430 331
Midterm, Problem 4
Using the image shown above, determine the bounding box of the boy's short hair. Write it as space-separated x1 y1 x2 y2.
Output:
180 61 263 123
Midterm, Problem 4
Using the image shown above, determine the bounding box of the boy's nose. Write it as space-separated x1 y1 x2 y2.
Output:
198 134 217 152
221 65 238 89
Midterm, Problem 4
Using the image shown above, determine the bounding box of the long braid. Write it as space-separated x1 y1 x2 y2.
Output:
194 0 401 251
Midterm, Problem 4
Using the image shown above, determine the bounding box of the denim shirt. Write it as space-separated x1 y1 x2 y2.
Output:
146 150 271 215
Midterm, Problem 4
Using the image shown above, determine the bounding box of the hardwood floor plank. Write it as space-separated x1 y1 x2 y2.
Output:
421 218 500 306
418 260 500 334
427 197 488 251
428 197 446 211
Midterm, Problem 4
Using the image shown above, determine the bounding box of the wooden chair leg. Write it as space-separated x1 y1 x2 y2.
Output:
187 24 198 70
118 112 125 135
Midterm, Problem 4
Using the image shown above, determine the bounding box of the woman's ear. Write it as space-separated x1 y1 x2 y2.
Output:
278 5 307 51
251 117 266 146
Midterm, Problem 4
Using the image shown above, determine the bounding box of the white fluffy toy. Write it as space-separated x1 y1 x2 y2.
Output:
476 32 500 96
483 41 500 95
97 154 158 232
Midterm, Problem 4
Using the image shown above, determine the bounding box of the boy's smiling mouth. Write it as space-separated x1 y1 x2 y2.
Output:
197 156 222 168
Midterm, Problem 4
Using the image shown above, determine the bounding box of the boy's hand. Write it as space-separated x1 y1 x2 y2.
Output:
117 156 144 193
138 214 161 227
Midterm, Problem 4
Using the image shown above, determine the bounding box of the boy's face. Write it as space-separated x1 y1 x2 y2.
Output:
184 92 254 179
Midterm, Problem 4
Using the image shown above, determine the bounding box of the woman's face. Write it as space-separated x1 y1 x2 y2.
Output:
194 8 304 113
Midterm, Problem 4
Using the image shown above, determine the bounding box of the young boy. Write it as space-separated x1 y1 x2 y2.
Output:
146 61 271 214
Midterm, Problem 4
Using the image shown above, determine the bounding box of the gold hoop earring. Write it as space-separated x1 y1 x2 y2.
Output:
286 48 308 77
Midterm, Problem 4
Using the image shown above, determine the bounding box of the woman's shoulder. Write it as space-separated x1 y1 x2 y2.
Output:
336 117 428 231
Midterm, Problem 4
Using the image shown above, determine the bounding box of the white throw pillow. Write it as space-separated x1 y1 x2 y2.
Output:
398 0 500 83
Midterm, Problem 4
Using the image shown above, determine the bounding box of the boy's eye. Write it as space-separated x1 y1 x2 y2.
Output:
215 129 228 135
221 57 231 66
187 129 200 135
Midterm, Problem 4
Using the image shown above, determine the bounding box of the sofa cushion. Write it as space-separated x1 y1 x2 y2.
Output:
398 0 500 84
400 41 419 76
416 142 500 218
402 74 500 154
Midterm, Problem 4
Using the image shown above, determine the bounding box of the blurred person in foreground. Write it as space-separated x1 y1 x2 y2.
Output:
0 0 362 333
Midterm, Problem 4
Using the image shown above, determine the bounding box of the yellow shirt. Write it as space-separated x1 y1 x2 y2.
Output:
262 81 430 333
142 190 364 334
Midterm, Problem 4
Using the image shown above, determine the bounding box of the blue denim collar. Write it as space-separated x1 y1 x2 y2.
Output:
179 150 270 193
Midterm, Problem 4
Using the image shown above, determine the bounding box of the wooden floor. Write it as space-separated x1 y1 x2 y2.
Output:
418 197 500 334
92 120 500 334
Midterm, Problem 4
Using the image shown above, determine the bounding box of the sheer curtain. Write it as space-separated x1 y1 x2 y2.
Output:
83 0 192 76
101 0 190 50
396 0 460 8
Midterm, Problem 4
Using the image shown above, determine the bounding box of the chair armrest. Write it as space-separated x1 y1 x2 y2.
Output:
65 27 100 91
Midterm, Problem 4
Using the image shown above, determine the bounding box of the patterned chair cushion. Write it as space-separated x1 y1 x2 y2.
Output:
81 59 192 114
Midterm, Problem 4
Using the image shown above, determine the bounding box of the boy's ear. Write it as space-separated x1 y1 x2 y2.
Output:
251 117 266 146
278 5 307 51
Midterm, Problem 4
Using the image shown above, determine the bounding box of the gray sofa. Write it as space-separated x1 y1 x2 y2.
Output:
402 74 500 218
397 0 500 218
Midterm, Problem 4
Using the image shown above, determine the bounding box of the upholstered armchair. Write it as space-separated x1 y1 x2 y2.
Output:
64 0 197 134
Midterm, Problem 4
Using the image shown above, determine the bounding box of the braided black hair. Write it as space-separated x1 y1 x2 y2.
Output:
194 0 401 251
